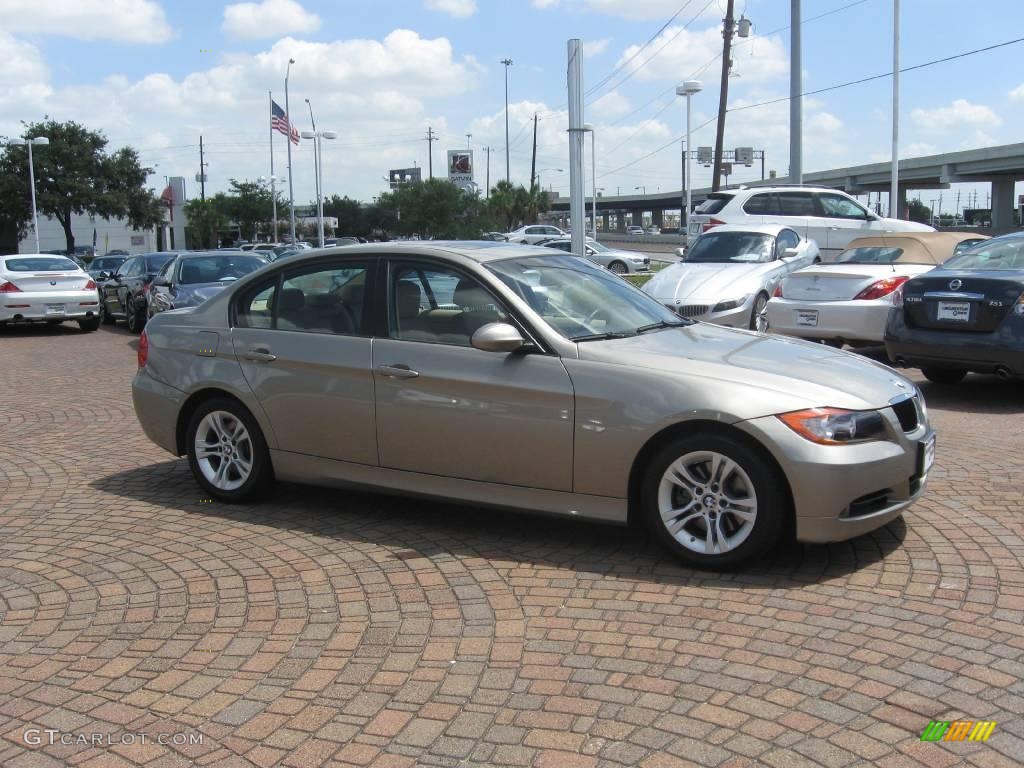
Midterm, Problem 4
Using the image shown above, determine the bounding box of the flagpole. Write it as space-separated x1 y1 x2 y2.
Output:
285 58 296 244
269 90 278 242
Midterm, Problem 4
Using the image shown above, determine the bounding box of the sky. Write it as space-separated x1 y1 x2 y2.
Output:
1 0 1022 215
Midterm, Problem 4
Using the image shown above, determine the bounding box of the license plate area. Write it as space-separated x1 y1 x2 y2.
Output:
796 309 818 327
918 435 936 477
688 222 703 234
45 304 66 315
936 301 970 322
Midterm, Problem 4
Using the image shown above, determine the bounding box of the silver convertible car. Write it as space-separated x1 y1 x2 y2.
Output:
642 224 819 331
133 242 935 568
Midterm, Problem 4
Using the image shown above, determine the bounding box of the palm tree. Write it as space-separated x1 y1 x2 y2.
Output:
488 181 550 231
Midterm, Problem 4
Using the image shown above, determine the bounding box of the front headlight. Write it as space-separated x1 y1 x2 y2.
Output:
777 407 887 444
712 295 750 312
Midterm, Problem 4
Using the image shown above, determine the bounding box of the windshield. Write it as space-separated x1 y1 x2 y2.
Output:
487 254 685 341
686 232 774 263
4 256 79 271
587 241 611 253
91 257 126 271
837 246 904 264
178 255 267 284
942 237 1024 271
145 254 174 273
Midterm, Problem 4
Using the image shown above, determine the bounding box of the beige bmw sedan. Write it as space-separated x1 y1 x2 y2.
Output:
133 242 935 568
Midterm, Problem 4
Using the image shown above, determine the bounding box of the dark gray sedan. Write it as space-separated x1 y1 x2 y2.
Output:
147 252 269 319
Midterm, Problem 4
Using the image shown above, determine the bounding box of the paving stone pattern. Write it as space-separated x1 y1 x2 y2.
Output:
1 323 1022 767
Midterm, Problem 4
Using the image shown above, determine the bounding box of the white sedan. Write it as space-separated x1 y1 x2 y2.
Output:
0 254 103 331
642 224 819 331
766 232 988 346
503 224 567 244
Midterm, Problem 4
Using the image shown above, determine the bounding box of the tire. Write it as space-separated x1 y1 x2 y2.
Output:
126 301 146 334
750 293 769 332
100 302 115 325
641 432 786 569
921 368 967 385
608 260 627 275
46 319 63 325
78 317 100 332
186 398 274 502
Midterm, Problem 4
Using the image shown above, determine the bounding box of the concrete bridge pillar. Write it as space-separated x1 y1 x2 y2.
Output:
616 212 627 233
602 212 610 233
631 210 643 227
652 209 664 228
991 177 1017 231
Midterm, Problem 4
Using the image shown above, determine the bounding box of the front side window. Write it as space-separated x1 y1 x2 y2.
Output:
687 232 775 263
120 258 142 277
390 263 509 346
487 255 683 341
817 193 868 220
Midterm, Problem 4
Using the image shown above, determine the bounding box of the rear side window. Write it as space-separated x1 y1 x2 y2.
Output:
742 193 775 215
236 278 278 329
694 194 734 215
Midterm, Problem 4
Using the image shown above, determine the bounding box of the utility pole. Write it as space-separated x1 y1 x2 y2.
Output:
425 127 438 178
790 0 802 183
199 135 207 201
890 0 900 217
501 58 513 184
530 113 538 189
711 0 736 192
484 146 492 197
567 39 585 258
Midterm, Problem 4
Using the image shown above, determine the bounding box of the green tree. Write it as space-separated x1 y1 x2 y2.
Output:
184 194 229 249
0 118 164 253
322 195 369 236
907 199 931 224
487 181 550 231
222 178 276 241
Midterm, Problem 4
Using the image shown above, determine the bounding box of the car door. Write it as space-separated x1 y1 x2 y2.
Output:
104 257 137 317
373 259 575 491
768 191 818 245
231 258 379 465
815 193 875 259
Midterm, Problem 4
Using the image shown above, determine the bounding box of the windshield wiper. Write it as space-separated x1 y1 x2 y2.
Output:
573 331 637 342
635 319 692 333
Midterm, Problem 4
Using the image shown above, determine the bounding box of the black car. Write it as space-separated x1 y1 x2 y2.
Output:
147 252 269 319
885 232 1024 384
88 255 128 280
99 252 175 332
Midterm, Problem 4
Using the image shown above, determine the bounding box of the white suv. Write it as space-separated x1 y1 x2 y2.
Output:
687 185 933 261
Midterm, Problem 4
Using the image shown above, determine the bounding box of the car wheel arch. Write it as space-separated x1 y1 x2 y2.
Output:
175 388 270 456
625 419 794 532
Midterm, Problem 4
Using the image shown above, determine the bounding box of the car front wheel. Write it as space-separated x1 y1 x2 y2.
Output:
607 260 627 275
186 398 274 502
641 432 785 569
750 293 769 332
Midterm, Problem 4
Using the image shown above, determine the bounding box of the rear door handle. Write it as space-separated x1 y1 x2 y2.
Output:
376 363 419 379
244 346 277 363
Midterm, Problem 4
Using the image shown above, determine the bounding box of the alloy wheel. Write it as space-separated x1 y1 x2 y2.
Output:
753 294 769 332
608 261 627 275
193 410 254 491
657 450 758 556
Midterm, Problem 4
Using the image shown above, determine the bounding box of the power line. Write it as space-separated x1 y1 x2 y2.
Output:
728 35 1024 114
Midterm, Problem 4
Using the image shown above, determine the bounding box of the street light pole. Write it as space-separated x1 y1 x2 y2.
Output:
305 98 322 247
583 124 597 239
501 58 513 184
890 0 900 217
285 58 297 243
676 81 702 241
10 136 49 252
302 129 337 248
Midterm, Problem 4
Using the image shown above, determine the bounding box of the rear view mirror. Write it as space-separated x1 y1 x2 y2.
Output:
471 323 527 353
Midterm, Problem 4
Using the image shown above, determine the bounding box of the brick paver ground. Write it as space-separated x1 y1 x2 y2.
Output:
1 322 1022 768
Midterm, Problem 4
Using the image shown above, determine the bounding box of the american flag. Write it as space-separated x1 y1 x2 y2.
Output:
271 99 299 145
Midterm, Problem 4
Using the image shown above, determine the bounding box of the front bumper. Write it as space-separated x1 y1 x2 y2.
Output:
767 298 892 343
1 290 101 322
657 295 753 328
132 369 186 456
738 408 934 544
885 313 1024 375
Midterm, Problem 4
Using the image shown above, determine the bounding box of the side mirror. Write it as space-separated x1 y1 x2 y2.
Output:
98 271 112 280
782 247 800 258
675 247 687 260
152 276 171 287
471 322 527 353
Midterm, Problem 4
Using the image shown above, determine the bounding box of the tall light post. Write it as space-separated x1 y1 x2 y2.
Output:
500 58 513 184
285 57 297 243
9 136 49 253
301 129 337 247
537 167 563 192
635 186 646 196
890 0 900 217
305 98 319 243
583 124 597 239
676 80 702 238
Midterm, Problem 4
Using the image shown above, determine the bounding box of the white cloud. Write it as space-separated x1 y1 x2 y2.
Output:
591 89 631 120
585 38 610 57
0 0 172 43
425 0 477 17
533 0 718 20
910 99 1001 134
222 0 321 40
1009 84 1024 102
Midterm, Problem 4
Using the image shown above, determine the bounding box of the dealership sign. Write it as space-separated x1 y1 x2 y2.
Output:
447 150 473 189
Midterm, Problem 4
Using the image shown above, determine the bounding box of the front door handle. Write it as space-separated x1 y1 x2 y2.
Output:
377 363 419 379
244 346 277 363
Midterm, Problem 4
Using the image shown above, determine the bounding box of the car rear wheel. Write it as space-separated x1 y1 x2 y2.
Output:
78 317 100 332
186 399 274 502
750 293 769 332
608 260 627 275
641 433 785 569
921 368 967 385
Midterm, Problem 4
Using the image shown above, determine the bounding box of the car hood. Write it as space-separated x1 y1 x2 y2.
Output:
577 322 915 414
643 261 776 301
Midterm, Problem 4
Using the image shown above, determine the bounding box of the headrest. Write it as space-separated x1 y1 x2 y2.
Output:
396 281 422 318
453 278 491 310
